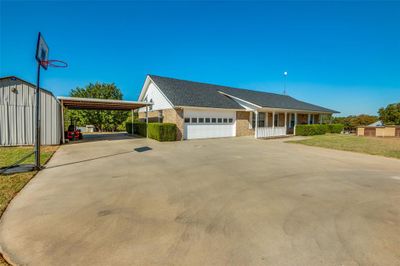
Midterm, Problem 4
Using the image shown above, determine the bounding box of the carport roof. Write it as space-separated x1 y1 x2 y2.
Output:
58 96 151 110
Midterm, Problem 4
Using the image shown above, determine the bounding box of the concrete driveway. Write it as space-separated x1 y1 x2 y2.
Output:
1 137 399 265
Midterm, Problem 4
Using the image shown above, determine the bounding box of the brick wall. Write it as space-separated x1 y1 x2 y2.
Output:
236 111 254 136
138 108 184 140
297 114 308 124
138 110 160 122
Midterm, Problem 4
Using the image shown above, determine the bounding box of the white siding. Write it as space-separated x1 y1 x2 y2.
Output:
0 78 61 146
138 82 173 112
183 108 236 139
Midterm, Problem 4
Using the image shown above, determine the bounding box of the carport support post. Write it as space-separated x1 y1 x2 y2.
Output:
145 105 149 138
294 113 298 135
61 100 65 144
131 109 134 135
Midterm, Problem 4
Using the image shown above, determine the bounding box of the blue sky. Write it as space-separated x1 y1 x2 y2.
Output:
1 1 399 116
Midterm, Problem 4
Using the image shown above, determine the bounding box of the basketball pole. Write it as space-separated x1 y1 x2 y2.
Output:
35 61 41 170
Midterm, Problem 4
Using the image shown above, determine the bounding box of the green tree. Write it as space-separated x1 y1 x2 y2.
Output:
65 83 129 131
378 103 400 125
332 114 378 131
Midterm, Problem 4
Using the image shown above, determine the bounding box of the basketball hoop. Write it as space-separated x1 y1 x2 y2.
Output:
41 59 68 68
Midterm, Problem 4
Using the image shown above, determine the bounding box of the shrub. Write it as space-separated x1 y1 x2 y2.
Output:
295 124 344 136
295 124 327 136
126 121 147 137
148 123 176 141
327 124 344 134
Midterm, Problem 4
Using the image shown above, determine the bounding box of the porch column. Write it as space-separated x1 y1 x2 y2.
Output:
308 113 311 125
319 114 323 124
131 109 134 135
294 113 298 135
284 112 287 130
145 105 149 138
272 111 275 129
266 112 269 127
255 111 258 138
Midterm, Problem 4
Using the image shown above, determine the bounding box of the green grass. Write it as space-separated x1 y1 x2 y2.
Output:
0 146 58 216
288 134 400 159
0 146 58 264
0 146 55 168
0 146 58 265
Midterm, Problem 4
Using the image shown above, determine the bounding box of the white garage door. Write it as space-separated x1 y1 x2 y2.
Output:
183 109 236 140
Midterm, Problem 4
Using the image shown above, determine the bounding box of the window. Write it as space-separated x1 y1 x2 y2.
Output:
274 113 279 127
252 112 266 128
228 118 233 123
258 113 265 127
309 115 314 124
217 118 222 123
212 118 217 123
191 118 198 123
184 118 190 123
205 118 210 123
223 118 228 123
199 118 204 123
149 99 153 111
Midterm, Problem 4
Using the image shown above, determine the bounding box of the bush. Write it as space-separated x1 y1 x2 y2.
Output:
295 124 344 136
148 123 176 141
126 121 147 136
295 124 327 136
327 124 344 134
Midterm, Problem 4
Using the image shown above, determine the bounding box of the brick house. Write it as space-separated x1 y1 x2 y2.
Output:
138 75 338 140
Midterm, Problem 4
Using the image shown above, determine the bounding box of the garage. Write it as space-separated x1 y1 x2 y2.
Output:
183 109 236 139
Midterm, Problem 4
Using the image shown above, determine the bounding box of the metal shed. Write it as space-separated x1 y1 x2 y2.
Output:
0 76 62 146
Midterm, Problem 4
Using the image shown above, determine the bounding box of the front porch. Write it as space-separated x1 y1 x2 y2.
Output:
252 111 323 138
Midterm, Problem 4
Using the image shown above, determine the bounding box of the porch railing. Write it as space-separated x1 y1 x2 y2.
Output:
256 127 286 138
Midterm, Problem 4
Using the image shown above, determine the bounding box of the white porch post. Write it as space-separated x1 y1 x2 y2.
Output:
284 112 287 134
308 113 311 125
294 113 298 135
272 111 275 129
266 112 269 127
145 105 149 138
255 111 258 138
319 114 323 124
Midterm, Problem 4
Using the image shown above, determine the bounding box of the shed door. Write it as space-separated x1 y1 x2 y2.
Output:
183 109 236 140
364 127 376 137
395 128 400 137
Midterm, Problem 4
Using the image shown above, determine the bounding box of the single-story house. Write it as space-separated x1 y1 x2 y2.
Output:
137 75 339 140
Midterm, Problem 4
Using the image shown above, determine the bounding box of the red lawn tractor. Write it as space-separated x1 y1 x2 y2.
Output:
65 123 83 141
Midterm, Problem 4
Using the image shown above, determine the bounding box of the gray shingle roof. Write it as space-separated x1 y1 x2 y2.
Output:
149 75 339 113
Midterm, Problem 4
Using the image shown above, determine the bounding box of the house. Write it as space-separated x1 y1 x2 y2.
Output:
137 75 339 140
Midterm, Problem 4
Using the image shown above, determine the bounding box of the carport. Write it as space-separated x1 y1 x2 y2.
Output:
57 96 152 143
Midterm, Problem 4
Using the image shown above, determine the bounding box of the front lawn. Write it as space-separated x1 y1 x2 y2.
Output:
0 146 58 216
0 146 58 264
287 134 400 159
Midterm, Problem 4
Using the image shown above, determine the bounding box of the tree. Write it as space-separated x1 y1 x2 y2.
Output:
65 83 129 131
378 103 400 125
332 114 378 131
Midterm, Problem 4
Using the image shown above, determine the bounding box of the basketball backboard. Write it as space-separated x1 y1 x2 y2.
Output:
35 32 49 70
